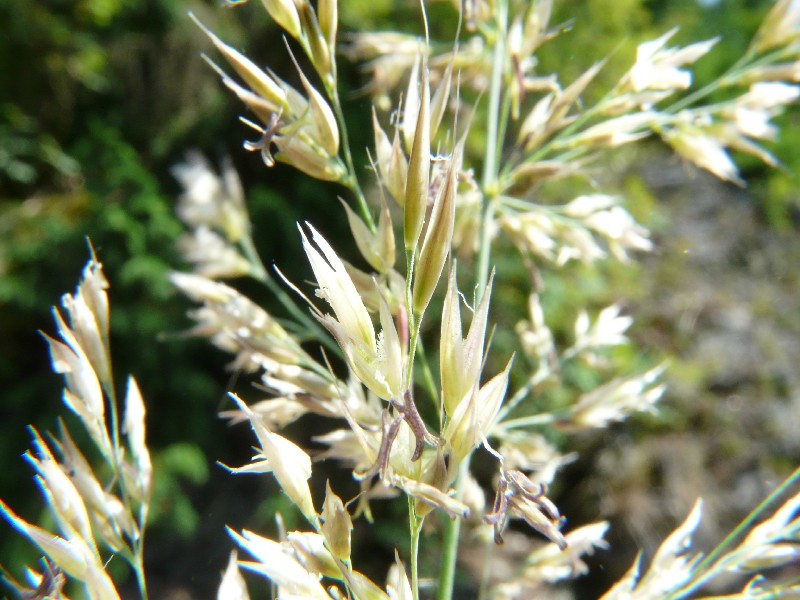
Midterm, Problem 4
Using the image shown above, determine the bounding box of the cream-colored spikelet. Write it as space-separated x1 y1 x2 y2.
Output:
439 265 492 417
341 196 395 274
299 223 403 401
412 141 460 315
227 394 317 522
404 55 431 251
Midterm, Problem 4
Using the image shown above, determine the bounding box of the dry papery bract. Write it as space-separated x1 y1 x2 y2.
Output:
3 0 800 599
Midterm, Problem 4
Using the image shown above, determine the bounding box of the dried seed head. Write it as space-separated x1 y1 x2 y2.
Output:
569 366 665 430
393 475 469 520
287 531 340 578
229 394 317 521
26 431 95 553
412 143 459 314
739 62 800 84
192 14 287 109
321 482 353 561
440 266 493 417
485 469 567 550
388 131 410 206
430 58 453 137
259 0 302 40
404 57 431 251
177 226 252 278
43 313 112 460
173 152 250 244
273 135 346 181
123 376 152 501
445 359 512 461
373 111 409 205
341 198 395 274
750 0 800 54
318 0 337 53
622 29 718 93
297 2 332 80
296 68 340 155
662 125 743 185
1 500 87 580
300 224 403 400
386 552 414 600
229 529 330 599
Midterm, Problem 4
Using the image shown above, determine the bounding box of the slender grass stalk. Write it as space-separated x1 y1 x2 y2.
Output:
405 246 419 388
476 533 496 600
475 0 509 300
438 3 508 597
409 497 424 600
323 41 376 233
665 49 758 114
133 551 149 600
666 465 800 600
436 456 471 600
331 87 376 232
415 339 440 412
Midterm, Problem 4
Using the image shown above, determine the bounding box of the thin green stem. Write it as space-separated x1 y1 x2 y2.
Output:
496 412 558 431
476 0 508 299
666 50 756 115
239 232 268 282
133 549 149 600
331 87 376 232
502 84 620 186
496 369 548 422
476 533 495 600
416 339 440 413
665 45 792 115
439 2 508 598
317 20 374 231
437 456 471 600
409 497 424 600
405 247 419 389
475 194 496 301
667 465 800 600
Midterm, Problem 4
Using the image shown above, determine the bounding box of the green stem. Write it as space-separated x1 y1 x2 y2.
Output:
439 3 508 598
239 232 268 282
476 0 508 299
665 44 794 115
666 50 756 115
405 246 422 389
476 533 495 600
409 497 424 600
416 339 440 413
133 547 149 600
331 87 376 232
475 194 496 301
667 465 800 600
436 456 471 600
317 19 374 231
495 412 558 431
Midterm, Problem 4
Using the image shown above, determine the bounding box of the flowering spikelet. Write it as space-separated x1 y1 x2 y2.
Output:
227 394 317 521
440 265 492 417
299 223 403 401
404 56 431 251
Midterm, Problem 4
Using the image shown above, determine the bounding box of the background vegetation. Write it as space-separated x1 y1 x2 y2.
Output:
1 0 798 597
